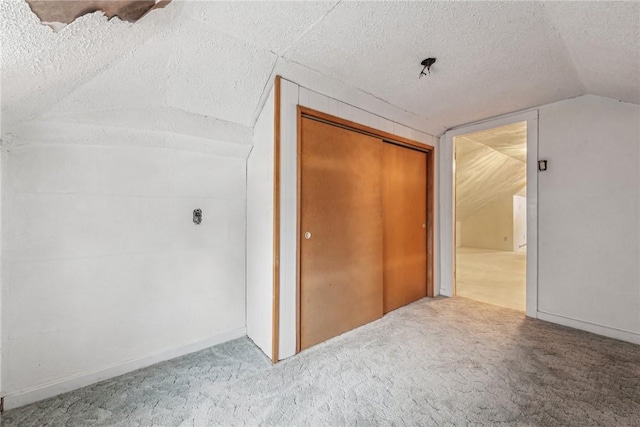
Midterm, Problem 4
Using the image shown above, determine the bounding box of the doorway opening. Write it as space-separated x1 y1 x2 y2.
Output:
454 122 527 311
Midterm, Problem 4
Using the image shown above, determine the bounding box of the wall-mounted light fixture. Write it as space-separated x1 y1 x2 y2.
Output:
538 159 548 171
193 209 202 224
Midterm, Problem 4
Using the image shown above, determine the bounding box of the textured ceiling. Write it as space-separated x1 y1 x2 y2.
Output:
163 20 277 125
2 0 639 139
0 0 182 132
462 122 527 163
180 1 339 56
456 123 527 220
286 1 581 128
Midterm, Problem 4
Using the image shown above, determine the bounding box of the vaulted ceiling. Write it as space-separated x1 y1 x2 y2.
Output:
455 122 527 220
2 0 639 139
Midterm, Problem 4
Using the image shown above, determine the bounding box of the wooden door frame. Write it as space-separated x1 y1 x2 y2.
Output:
271 76 281 363
295 105 435 353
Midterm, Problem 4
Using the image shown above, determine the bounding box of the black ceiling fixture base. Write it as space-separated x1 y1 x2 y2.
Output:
420 58 437 78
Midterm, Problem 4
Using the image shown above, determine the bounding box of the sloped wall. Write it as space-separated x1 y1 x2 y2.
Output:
1 123 249 408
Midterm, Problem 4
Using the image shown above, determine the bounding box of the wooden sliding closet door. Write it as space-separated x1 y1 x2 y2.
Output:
382 143 427 313
300 117 384 351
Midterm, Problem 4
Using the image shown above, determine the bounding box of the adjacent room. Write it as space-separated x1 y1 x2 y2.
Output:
455 123 527 311
1 1 639 426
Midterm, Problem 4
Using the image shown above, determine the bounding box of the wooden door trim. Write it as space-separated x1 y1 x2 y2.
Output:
295 103 303 354
296 105 436 354
272 76 281 364
426 148 435 297
299 106 434 152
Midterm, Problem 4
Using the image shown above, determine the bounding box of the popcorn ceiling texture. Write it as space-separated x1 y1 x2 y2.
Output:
2 1 638 138
163 20 277 126
455 124 527 220
285 1 640 128
4 297 639 426
0 0 182 133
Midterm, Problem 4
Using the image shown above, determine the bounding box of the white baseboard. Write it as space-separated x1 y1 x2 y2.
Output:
537 311 640 345
3 327 247 411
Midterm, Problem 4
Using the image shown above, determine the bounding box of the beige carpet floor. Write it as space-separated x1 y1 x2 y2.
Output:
456 247 526 311
3 297 639 426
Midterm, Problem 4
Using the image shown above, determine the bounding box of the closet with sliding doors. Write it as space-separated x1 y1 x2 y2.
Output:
297 107 434 351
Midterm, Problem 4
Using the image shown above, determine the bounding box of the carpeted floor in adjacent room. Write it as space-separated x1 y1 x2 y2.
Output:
456 247 526 311
4 297 639 426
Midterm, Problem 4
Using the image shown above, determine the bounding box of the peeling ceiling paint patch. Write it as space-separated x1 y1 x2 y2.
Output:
26 0 171 27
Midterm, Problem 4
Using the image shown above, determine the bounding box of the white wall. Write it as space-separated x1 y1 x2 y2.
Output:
246 88 275 359
513 195 527 252
460 196 514 251
2 123 249 409
536 95 639 343
278 77 439 360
